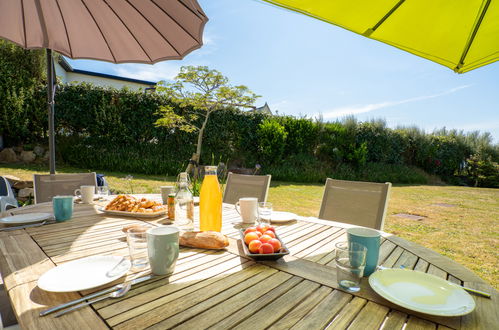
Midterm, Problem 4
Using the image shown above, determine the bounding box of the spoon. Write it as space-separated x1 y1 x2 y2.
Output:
54 282 132 317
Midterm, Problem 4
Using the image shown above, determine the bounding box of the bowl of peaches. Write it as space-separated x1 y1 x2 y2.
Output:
239 224 290 261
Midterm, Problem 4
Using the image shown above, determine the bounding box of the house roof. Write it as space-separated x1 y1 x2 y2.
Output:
59 57 156 86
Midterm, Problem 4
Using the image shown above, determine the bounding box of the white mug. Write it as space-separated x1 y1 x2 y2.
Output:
235 197 258 224
74 185 95 204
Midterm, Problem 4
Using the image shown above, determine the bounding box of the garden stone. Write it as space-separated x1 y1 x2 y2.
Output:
34 145 45 156
12 180 33 190
18 188 34 199
394 213 426 221
43 151 50 161
13 146 23 153
3 175 33 190
0 148 18 163
20 150 36 163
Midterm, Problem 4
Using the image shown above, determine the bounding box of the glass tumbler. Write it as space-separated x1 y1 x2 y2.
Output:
335 241 367 292
258 202 273 226
126 225 153 270
97 186 109 199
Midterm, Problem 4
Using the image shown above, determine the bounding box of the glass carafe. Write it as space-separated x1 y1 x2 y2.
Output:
199 166 222 232
174 172 194 231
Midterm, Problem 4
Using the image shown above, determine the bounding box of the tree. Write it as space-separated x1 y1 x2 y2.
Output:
155 66 259 175
0 40 46 146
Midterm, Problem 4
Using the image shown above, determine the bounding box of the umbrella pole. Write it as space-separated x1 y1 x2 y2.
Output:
46 49 56 174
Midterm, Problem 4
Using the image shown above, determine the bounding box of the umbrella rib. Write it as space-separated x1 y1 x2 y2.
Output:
152 0 203 43
20 0 27 47
54 0 73 58
363 0 406 36
455 0 491 73
79 0 117 63
102 0 153 62
34 0 50 49
125 0 181 57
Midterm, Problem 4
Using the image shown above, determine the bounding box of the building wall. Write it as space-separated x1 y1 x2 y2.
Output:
65 72 151 91
54 61 153 91
54 61 68 83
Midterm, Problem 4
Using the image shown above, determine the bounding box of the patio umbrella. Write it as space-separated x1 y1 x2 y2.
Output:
0 0 208 174
262 0 499 73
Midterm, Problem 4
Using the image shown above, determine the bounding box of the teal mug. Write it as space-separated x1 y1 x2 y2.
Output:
52 195 74 222
347 227 381 276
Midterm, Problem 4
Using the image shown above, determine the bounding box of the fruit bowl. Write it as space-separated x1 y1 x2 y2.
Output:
239 229 290 261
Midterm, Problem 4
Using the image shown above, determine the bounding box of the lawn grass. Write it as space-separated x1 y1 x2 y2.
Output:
1 163 498 289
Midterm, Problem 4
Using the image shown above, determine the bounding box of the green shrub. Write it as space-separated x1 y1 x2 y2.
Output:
257 118 288 165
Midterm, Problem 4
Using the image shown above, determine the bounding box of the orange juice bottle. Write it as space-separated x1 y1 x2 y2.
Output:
199 166 222 232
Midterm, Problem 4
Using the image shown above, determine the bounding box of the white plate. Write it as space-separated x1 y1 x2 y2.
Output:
38 255 131 292
98 207 167 218
369 269 475 316
271 211 298 223
0 213 52 225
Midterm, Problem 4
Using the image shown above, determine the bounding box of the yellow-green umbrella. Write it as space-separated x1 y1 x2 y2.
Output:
263 0 499 73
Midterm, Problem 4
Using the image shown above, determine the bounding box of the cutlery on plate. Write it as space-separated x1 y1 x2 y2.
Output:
375 266 491 299
0 220 55 232
39 274 155 316
54 283 132 317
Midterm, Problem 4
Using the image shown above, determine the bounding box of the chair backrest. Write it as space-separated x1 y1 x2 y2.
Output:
319 178 391 230
33 173 97 204
222 173 271 205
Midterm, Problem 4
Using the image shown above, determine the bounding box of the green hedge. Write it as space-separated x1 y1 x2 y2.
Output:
1 80 498 187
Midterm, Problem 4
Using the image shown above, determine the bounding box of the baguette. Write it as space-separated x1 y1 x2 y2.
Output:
180 231 229 250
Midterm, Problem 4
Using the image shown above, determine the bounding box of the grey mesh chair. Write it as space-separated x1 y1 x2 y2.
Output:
319 178 391 230
223 173 271 205
33 173 97 204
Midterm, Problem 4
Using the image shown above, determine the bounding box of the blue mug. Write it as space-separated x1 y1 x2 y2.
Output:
347 227 381 276
53 196 74 222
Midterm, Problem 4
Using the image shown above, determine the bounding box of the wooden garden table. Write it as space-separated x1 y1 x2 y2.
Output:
0 196 496 329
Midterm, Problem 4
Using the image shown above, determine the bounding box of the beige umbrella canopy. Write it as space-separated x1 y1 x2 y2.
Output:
0 0 207 63
0 0 208 173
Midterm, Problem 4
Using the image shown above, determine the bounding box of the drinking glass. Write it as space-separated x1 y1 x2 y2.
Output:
258 202 273 226
97 186 109 199
335 241 367 292
126 225 153 270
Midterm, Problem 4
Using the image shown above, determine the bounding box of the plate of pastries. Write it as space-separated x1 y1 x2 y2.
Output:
101 195 167 218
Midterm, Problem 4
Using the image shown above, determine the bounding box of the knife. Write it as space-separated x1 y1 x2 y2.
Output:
39 274 155 316
0 220 55 232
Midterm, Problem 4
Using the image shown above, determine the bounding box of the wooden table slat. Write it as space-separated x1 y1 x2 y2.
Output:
348 301 390 329
325 296 367 329
405 316 438 330
289 289 352 330
380 310 408 330
174 271 294 330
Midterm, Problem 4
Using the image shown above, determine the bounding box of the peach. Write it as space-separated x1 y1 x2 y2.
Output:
244 232 260 245
259 243 274 254
259 234 273 244
248 240 262 253
244 227 258 236
256 224 270 234
263 230 275 238
268 238 282 253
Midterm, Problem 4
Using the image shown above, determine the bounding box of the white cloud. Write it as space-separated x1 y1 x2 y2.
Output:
321 85 472 119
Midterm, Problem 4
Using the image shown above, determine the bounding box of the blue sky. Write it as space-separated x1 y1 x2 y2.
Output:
67 0 499 142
